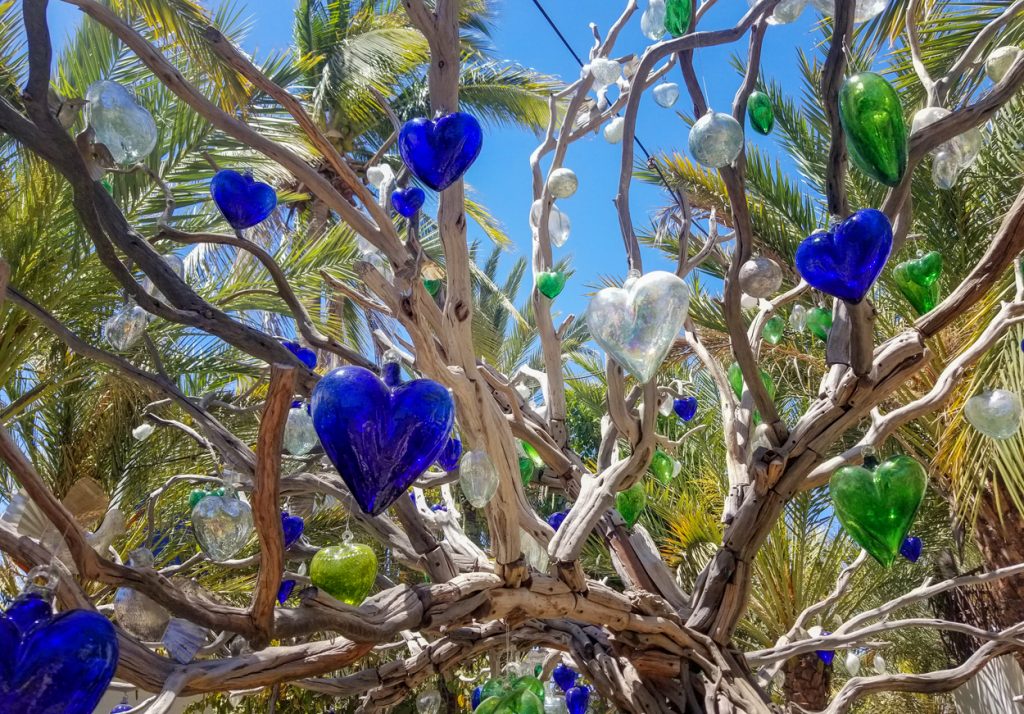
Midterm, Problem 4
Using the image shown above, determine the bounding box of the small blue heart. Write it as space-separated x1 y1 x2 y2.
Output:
399 113 483 191
391 186 426 217
900 535 923 563
471 685 483 710
281 339 317 369
817 647 836 666
437 436 462 471
281 511 305 548
566 685 591 714
673 396 698 421
553 663 578 692
795 208 893 303
547 510 568 531
211 169 277 230
277 580 297 605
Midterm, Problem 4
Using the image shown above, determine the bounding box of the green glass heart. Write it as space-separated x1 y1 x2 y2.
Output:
310 542 378 605
188 487 223 509
807 307 832 343
481 678 508 700
522 441 545 468
747 90 774 135
727 362 776 401
476 689 544 714
762 315 785 345
519 455 535 485
905 250 942 286
664 0 693 36
615 481 647 527
893 260 940 316
650 449 678 484
423 278 441 296
830 455 927 567
536 270 566 299
512 675 545 701
839 72 908 186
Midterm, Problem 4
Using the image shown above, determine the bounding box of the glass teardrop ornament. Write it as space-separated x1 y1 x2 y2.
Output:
460 449 499 508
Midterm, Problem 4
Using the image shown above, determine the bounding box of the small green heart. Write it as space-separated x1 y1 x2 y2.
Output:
807 307 832 343
519 455 535 485
615 481 647 527
762 315 785 345
423 278 441 296
747 90 775 135
650 449 678 484
905 250 942 286
893 261 940 315
830 455 927 568
536 270 566 299
727 362 776 401
310 542 378 605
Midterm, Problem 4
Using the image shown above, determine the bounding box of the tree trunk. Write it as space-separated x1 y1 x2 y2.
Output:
782 654 830 711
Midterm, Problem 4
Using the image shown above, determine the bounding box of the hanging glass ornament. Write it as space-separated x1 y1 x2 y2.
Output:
839 73 907 186
965 389 1023 440
603 117 625 144
191 481 253 562
664 0 693 36
132 422 155 441
282 339 318 369
658 394 675 417
650 449 680 484
762 315 785 345
391 186 426 218
424 278 442 296
674 396 698 421
544 680 568 713
521 529 549 572
900 535 923 563
807 307 832 342
281 510 305 548
653 82 680 108
530 200 572 247
809 0 886 23
114 548 169 640
366 163 394 189
277 579 296 604
537 270 567 299
84 80 158 164
311 362 455 515
437 435 463 471
472 685 484 710
845 651 861 676
873 653 887 674
565 685 591 714
615 481 647 527
110 696 133 713
738 256 783 298
748 0 807 24
986 46 1022 83
830 454 928 567
893 250 942 315
398 112 483 191
547 510 569 530
460 449 499 508
586 270 690 383
911 107 983 187
795 209 893 303
931 148 959 190
689 111 744 168
140 253 186 303
588 58 622 88
210 169 278 230
547 168 579 198
727 362 776 401
310 532 378 605
641 0 666 40
0 567 118 713
747 91 775 135
103 300 148 351
477 687 544 714
817 640 836 666
284 403 319 455
789 304 808 333
553 663 579 693
740 293 759 310
418 688 443 714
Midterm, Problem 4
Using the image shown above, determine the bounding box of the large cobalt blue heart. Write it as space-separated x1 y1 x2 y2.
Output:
391 186 426 217
795 208 893 303
398 113 483 192
312 366 455 515
211 169 277 230
0 595 118 713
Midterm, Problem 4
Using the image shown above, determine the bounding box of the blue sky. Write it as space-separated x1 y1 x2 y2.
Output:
47 1 824 319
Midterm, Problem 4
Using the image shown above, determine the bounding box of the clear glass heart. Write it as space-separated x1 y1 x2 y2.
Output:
965 389 1023 440
85 80 158 164
103 301 148 351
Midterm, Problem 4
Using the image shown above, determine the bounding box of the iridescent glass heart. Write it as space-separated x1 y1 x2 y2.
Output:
85 80 158 164
965 389 1023 440
191 488 253 561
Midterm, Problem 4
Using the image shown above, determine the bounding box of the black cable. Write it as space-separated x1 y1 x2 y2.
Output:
528 0 587 69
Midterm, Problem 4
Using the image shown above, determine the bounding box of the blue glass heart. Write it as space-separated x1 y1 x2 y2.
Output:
391 186 426 217
110 704 133 714
430 502 448 512
211 169 277 229
553 663 578 692
673 396 698 421
281 339 317 369
437 436 463 471
566 685 590 714
472 685 483 710
900 535 923 563
817 646 835 666
311 366 455 515
281 511 304 548
398 113 483 191
795 208 893 303
0 599 118 713
277 579 297 604
547 510 569 531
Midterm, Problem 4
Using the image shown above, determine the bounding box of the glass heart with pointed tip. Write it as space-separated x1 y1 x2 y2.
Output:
965 389 1023 440
312 366 454 515
211 169 277 229
615 481 647 527
281 511 304 548
547 510 568 531
650 449 679 484
807 307 832 342
904 250 942 286
103 301 148 351
795 208 893 303
277 579 296 604
537 270 566 299
565 685 591 714
281 339 317 369
830 455 927 567
553 663 578 692
674 396 698 421
192 489 253 562
310 542 378 606
762 315 785 345
391 186 425 217
586 271 689 383
893 253 941 315
85 80 158 165
399 113 483 191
